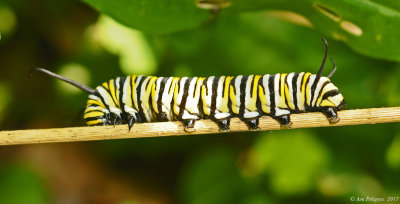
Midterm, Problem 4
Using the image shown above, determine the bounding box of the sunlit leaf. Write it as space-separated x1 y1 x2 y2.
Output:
83 0 400 60
94 16 157 75
82 0 210 34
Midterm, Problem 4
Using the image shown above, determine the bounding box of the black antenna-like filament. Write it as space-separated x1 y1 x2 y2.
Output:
317 38 329 77
327 58 337 78
30 67 97 95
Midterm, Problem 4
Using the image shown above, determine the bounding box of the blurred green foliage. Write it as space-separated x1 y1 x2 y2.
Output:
0 0 400 203
0 164 50 204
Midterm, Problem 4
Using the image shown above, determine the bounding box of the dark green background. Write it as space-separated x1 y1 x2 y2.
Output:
0 0 399 203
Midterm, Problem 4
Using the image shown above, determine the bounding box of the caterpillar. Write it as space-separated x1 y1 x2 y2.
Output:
32 39 346 132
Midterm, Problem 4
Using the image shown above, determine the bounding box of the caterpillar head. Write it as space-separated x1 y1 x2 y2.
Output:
318 81 346 111
316 39 346 116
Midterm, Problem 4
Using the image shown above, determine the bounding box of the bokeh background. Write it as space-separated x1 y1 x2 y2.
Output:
1 0 400 203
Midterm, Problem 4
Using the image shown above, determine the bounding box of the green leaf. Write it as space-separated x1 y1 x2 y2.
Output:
232 0 400 61
83 0 400 60
82 0 211 34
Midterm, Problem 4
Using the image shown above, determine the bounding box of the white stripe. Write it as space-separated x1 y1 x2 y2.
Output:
274 74 281 112
312 77 329 107
262 74 270 106
185 77 200 115
161 77 174 120
297 72 305 111
215 76 224 110
234 75 242 105
286 73 295 109
244 75 253 110
97 86 116 108
140 77 152 121
307 75 316 106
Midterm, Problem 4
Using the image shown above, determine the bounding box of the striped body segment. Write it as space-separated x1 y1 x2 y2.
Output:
34 39 345 132
83 72 346 131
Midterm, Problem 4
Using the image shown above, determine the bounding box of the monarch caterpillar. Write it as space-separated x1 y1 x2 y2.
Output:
32 39 346 132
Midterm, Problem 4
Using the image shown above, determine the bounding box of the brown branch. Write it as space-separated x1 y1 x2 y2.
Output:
0 107 399 145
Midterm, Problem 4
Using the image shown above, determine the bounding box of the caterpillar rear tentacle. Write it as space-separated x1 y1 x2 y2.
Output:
31 39 346 132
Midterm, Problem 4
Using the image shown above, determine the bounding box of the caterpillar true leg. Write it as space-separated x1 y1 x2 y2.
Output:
183 119 196 132
214 118 231 132
274 115 292 127
243 117 260 130
322 107 340 124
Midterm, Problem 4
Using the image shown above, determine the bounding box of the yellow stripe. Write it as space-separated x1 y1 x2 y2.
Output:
194 77 206 99
86 119 103 126
109 79 120 107
170 77 180 95
102 82 108 89
84 111 104 119
86 99 105 108
229 82 239 114
284 81 295 110
201 84 210 116
300 72 311 109
173 80 180 115
220 76 233 113
131 75 139 110
320 100 335 107
278 74 288 108
247 75 261 111
142 77 157 113
123 76 133 109
305 76 312 106
151 79 159 114
258 85 270 114
316 88 326 106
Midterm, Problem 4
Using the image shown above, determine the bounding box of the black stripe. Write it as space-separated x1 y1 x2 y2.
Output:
268 75 276 116
87 104 101 108
210 76 219 117
157 77 168 119
230 77 237 95
84 116 104 122
239 76 248 117
249 75 255 98
168 77 177 94
95 89 110 112
84 110 104 115
113 78 120 107
322 89 339 100
136 76 147 122
278 74 282 98
304 75 311 109
101 81 116 108
315 81 331 106
292 73 300 112
130 76 136 110
222 76 228 98
178 78 191 117
283 74 289 108
118 76 127 114
310 74 321 107
259 75 265 95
